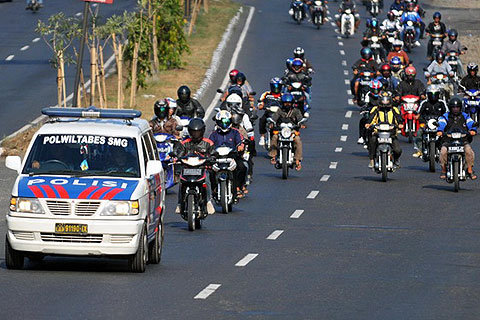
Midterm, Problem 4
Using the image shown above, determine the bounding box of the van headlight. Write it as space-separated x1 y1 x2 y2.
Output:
100 200 139 216
10 197 45 214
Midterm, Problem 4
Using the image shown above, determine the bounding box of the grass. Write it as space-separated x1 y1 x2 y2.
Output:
1 0 240 156
430 0 480 9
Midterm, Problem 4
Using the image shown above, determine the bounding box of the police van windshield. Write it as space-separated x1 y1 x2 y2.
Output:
23 134 141 178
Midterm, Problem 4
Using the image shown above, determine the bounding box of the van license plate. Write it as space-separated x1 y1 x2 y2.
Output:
55 223 88 235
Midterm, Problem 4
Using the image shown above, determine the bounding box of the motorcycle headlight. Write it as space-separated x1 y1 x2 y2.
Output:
281 127 292 138
100 200 139 216
427 119 437 130
10 197 45 214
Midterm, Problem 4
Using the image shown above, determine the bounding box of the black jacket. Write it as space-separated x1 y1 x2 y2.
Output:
418 100 447 121
175 98 205 119
352 58 379 74
282 71 312 87
178 137 214 158
396 79 425 97
426 22 446 36
460 75 480 91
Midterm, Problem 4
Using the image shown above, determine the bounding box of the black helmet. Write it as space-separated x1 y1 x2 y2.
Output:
448 29 458 40
361 47 373 60
187 118 206 142
231 113 243 127
235 72 246 85
433 11 441 20
154 100 169 119
435 51 445 62
379 94 392 108
448 96 463 113
177 85 191 103
467 62 478 74
426 85 441 103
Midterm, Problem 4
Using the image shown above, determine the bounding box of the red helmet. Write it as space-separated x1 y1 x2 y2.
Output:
229 69 239 82
380 64 391 73
405 66 417 76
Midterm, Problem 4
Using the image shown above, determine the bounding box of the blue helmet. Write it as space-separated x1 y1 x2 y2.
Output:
433 11 441 20
291 58 304 72
270 77 283 94
281 93 294 111
286 58 294 71
370 18 379 29
389 56 403 71
361 47 373 60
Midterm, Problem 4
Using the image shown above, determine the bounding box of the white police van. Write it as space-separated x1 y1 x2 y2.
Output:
5 107 165 272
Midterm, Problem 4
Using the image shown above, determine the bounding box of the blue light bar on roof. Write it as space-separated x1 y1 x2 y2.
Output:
41 106 142 120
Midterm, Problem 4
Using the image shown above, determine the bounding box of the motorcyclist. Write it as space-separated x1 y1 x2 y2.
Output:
351 47 380 99
408 0 426 38
26 0 43 9
358 79 384 145
228 69 240 86
412 85 447 157
149 99 180 136
258 77 283 146
378 63 399 92
425 51 454 98
425 11 447 60
175 85 205 119
289 0 309 20
390 0 405 12
283 58 312 107
387 40 410 66
380 11 403 39
165 97 180 123
268 93 304 170
460 62 480 92
293 47 314 74
209 110 248 199
389 56 405 82
441 29 466 78
396 66 426 102
437 97 477 180
175 118 215 214
336 0 361 30
365 94 403 168
362 19 387 61
400 2 422 47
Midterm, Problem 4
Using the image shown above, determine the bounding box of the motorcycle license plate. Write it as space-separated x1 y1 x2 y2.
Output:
313 6 322 9
432 40 442 46
449 61 458 65
468 101 480 106
182 168 202 176
361 81 370 86
378 138 392 143
371 43 381 48
55 223 88 235
448 146 464 152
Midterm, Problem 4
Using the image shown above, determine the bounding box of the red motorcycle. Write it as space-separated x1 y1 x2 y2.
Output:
400 95 420 143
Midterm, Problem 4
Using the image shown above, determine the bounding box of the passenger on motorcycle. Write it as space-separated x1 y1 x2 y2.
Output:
258 77 283 146
365 94 403 168
437 97 477 179
441 29 466 78
283 58 312 106
378 63 399 92
268 93 304 170
425 51 454 98
352 47 380 99
358 79 384 145
150 99 180 136
26 0 43 9
460 63 480 91
175 118 216 214
387 40 410 66
209 110 248 198
400 2 422 47
396 66 426 102
165 97 181 123
425 11 447 60
336 0 361 30
294 47 314 74
412 85 447 157
176 85 205 119
389 56 405 82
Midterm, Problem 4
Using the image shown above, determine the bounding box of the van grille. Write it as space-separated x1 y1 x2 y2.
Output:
46 200 71 215
41 233 103 243
12 231 35 241
45 200 101 216
75 202 100 216
110 235 134 244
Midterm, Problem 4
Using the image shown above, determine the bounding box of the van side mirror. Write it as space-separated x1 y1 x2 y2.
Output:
6 156 22 173
146 160 163 177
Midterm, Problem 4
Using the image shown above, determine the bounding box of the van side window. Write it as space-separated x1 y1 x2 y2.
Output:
147 130 159 160
141 137 149 171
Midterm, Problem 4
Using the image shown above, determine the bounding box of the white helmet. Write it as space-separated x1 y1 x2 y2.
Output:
294 47 305 59
226 93 243 112
393 39 403 48
165 97 177 110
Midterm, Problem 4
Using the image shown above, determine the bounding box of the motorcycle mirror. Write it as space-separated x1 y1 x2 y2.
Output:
175 125 183 131
216 88 224 94
168 152 177 158
422 67 428 72
250 91 257 96
463 47 468 51
251 115 258 120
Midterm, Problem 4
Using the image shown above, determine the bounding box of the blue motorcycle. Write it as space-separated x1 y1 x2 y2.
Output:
289 0 306 24
463 89 480 123
154 133 178 189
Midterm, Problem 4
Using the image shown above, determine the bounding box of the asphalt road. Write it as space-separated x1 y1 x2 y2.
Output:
0 0 134 137
1 0 480 319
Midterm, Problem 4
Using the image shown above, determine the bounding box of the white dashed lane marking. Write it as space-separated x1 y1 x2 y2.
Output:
194 284 221 300
5 55 14 61
235 253 258 267
337 36 342 40
335 147 343 152
344 79 350 85
347 89 351 95
348 99 354 105
20 45 29 51
267 230 284 240
342 124 349 130
329 162 337 169
340 50 345 55
321 174 331 180
342 60 347 66
338 41 344 46
345 111 352 118
290 209 305 218
75 12 82 17
32 37 40 43
343 70 349 75
340 135 348 141
307 190 320 199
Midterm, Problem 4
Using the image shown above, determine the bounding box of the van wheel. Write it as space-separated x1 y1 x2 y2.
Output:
129 225 147 272
5 236 24 270
148 222 163 264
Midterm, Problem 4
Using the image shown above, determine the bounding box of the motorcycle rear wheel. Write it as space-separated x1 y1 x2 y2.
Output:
381 152 388 182
220 180 229 214
453 161 460 192
187 194 196 231
428 142 436 172
282 148 289 179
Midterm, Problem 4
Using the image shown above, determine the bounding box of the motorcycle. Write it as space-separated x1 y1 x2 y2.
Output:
367 36 384 64
421 117 440 172
383 28 399 52
178 155 211 231
446 49 467 91
391 9 403 23
369 0 380 17
154 133 178 189
444 129 470 192
429 33 444 60
26 0 40 12
290 0 306 24
212 146 237 213
430 73 451 101
357 71 374 106
271 119 306 179
340 9 355 38
263 102 280 151
311 1 325 29
400 95 420 143
403 20 416 53
463 89 480 123
373 123 396 182
289 82 309 116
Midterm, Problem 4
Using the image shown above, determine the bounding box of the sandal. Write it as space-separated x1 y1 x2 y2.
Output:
295 162 302 171
242 186 249 194
440 172 446 179
468 171 477 180
270 157 276 165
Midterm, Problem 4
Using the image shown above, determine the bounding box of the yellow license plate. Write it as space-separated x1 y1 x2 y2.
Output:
55 223 88 235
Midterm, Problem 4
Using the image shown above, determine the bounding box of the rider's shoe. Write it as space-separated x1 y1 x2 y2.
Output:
206 201 215 215
357 137 364 144
412 151 422 158
368 160 374 168
259 136 265 146
175 204 181 214
415 41 421 47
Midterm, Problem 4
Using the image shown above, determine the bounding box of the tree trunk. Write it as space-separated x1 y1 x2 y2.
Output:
90 46 97 106
152 16 160 73
188 0 200 36
129 41 140 108
80 68 88 108
203 0 208 13
59 51 67 108
57 64 63 108
99 45 108 108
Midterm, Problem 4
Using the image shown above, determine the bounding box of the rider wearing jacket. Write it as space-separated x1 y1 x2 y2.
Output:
425 11 447 60
441 29 466 77
378 63 399 92
390 0 405 12
258 78 283 146
425 52 454 98
175 85 205 119
460 62 480 91
358 80 384 145
365 94 403 168
362 19 387 61
412 85 447 156
352 48 379 99
437 97 477 179
268 93 304 170
176 118 215 214
396 66 426 101
400 2 422 47
387 40 410 66
293 47 314 74
336 0 361 30
149 99 180 136
283 58 312 107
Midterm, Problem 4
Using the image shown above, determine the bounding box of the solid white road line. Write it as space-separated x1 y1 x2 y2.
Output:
345 111 352 118
32 37 40 43
194 284 221 299
340 50 345 55
290 209 304 218
20 45 29 51
5 55 14 61
205 7 255 121
342 124 349 130
267 230 284 240
335 147 343 152
348 99 354 105
306 191 319 199
344 79 349 85
235 253 258 267
321 174 331 180
340 135 348 141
